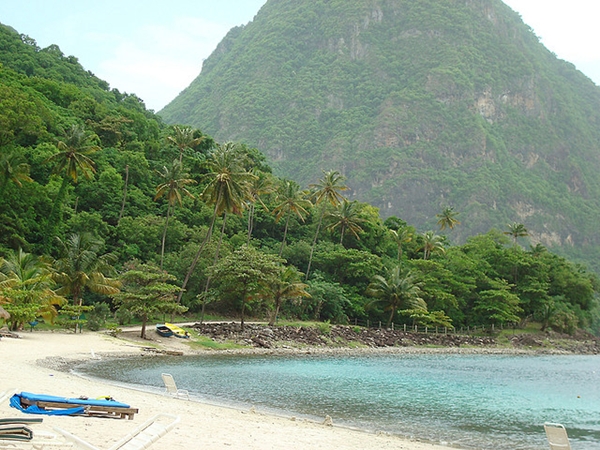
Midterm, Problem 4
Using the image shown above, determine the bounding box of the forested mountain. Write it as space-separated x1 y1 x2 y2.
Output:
160 0 600 271
0 20 598 337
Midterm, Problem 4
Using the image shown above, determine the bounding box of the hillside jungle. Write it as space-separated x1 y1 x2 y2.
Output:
0 23 598 338
160 0 600 276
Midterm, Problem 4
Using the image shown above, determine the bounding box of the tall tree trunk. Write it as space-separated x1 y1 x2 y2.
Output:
247 203 254 244
140 315 147 339
240 292 247 331
387 309 395 328
200 213 227 324
279 214 290 257
160 205 171 270
305 209 324 280
117 165 129 225
177 199 220 304
269 298 282 327
73 289 83 334
45 176 70 251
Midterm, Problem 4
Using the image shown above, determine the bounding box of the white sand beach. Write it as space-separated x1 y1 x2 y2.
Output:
0 330 454 449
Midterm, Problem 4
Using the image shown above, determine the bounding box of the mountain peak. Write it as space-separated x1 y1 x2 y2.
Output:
160 0 600 269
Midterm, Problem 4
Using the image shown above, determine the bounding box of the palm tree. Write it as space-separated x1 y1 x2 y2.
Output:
154 160 196 269
420 231 445 260
0 150 33 195
529 243 546 257
246 170 275 243
44 124 99 247
306 170 347 279
167 125 205 163
504 222 528 247
266 266 311 326
52 232 120 307
200 142 255 216
178 143 256 303
272 180 312 257
436 206 460 231
325 199 365 245
504 222 529 283
365 266 426 327
389 227 413 261
0 249 66 329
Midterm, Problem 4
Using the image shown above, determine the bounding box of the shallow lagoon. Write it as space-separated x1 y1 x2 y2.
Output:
78 353 600 449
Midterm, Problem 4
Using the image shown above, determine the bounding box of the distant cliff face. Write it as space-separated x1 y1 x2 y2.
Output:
159 0 600 270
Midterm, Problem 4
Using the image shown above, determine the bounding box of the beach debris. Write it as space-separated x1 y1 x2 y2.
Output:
141 347 184 356
0 327 20 339
251 336 272 348
322 415 333 426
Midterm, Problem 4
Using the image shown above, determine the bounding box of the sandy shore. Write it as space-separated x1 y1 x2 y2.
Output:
0 330 455 450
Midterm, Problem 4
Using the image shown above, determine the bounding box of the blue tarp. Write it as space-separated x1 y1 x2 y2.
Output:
10 392 130 416
10 395 85 416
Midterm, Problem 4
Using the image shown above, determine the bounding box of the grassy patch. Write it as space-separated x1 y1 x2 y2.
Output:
274 320 320 328
497 323 543 338
495 334 512 347
317 322 332 335
188 335 249 351
345 340 368 349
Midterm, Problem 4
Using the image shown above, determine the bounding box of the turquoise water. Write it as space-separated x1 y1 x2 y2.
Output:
77 354 600 449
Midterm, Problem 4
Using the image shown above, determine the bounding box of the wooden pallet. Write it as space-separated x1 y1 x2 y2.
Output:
20 399 138 420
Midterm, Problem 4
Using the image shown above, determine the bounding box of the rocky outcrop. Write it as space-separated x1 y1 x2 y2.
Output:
192 323 600 354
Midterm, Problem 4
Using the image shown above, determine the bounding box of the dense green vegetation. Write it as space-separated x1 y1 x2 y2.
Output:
0 21 598 337
160 0 600 273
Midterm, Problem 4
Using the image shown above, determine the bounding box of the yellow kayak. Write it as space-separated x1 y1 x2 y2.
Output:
165 323 190 339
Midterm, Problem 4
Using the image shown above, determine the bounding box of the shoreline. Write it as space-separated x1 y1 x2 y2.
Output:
0 330 458 450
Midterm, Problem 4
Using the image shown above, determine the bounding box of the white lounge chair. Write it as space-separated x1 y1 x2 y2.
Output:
0 433 72 449
0 417 71 449
544 423 572 450
161 373 189 400
0 390 15 405
54 413 179 450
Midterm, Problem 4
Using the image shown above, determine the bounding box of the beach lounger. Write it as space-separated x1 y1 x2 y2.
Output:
161 373 189 400
10 393 138 420
0 390 17 405
54 413 180 450
544 423 572 450
0 434 72 449
0 418 72 449
0 418 43 441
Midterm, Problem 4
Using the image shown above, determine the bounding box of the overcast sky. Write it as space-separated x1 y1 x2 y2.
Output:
1 1 598 111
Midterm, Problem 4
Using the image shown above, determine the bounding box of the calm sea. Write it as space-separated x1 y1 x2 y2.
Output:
76 353 600 450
